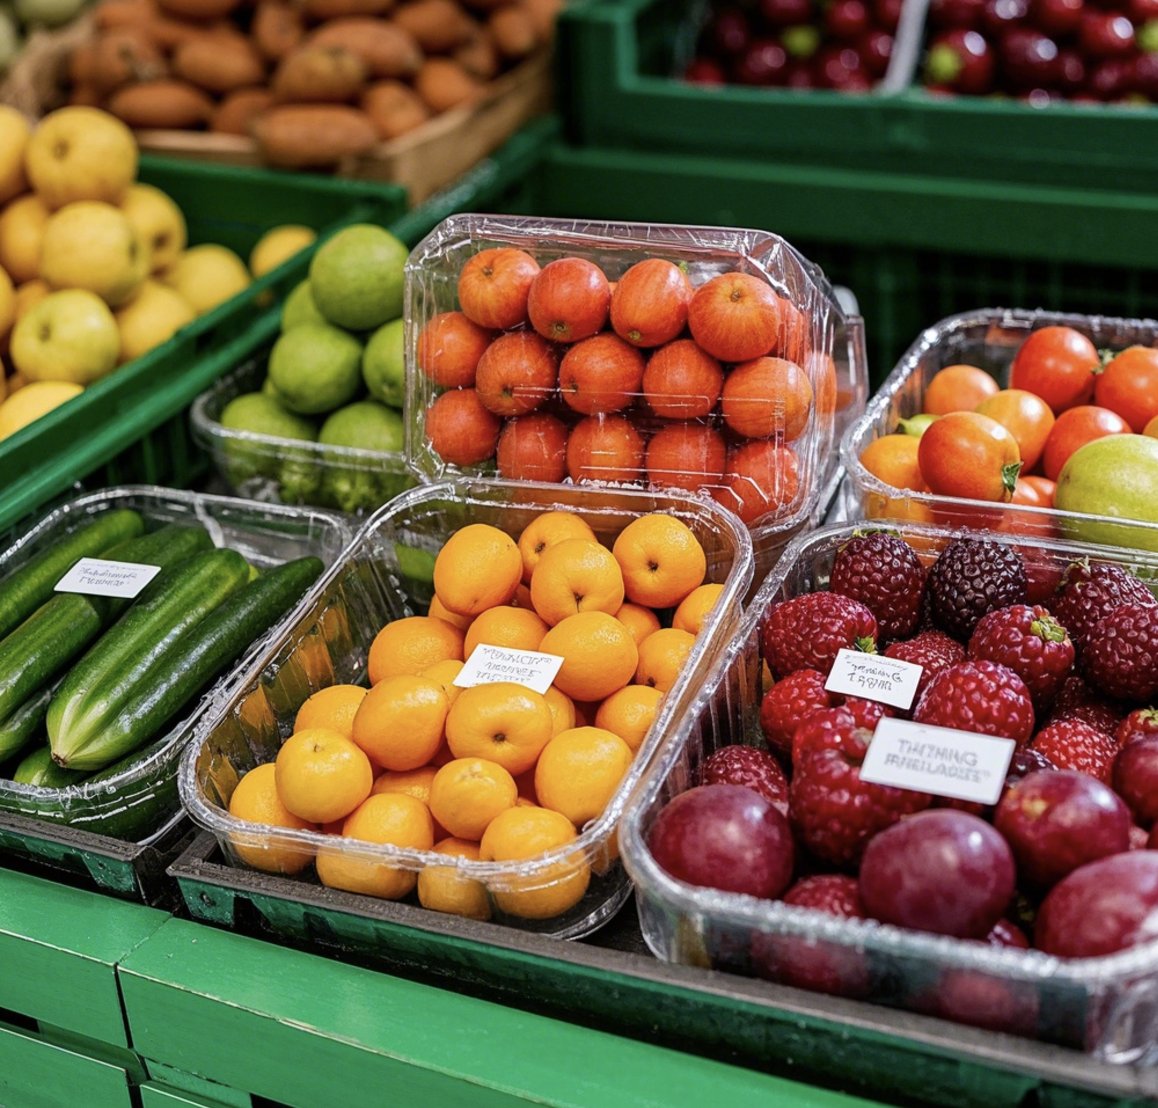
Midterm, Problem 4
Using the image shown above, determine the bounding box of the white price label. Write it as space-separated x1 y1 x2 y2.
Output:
860 717 1017 806
453 644 564 696
53 557 161 600
824 648 924 710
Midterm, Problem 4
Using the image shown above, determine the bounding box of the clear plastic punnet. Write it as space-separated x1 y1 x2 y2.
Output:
403 214 867 566
0 486 352 843
179 478 754 940
840 308 1158 552
620 519 1158 1061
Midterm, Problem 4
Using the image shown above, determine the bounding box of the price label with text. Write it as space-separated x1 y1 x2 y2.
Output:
54 557 161 600
453 644 564 696
824 648 924 710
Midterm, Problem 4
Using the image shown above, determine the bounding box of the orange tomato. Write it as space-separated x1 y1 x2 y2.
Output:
918 411 1022 502
1039 405 1131 482
923 364 999 415
1093 346 1158 433
999 480 1059 540
974 388 1055 473
1019 474 1056 507
858 433 925 491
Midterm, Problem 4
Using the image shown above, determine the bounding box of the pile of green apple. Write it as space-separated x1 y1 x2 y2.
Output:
0 0 90 76
218 222 413 514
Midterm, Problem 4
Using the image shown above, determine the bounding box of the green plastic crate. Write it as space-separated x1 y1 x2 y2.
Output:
0 158 408 535
558 0 1158 193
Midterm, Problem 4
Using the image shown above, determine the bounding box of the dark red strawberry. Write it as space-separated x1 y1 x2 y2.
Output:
1081 604 1158 703
926 538 1027 642
842 696 895 731
1117 707 1158 748
1013 544 1064 605
1051 560 1158 653
700 744 789 815
1047 674 1125 736
789 708 932 867
761 592 878 680
968 604 1075 714
759 668 837 759
884 628 966 703
986 917 1030 948
1030 718 1118 783
1113 736 1158 828
828 530 926 642
913 660 1035 745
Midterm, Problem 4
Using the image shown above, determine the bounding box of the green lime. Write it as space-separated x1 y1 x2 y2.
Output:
361 317 406 408
281 279 326 332
219 391 316 481
308 224 407 332
318 400 409 513
268 322 364 416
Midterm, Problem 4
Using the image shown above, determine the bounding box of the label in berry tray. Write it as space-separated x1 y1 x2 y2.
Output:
824 648 923 710
453 644 564 696
860 717 1016 805
54 557 161 599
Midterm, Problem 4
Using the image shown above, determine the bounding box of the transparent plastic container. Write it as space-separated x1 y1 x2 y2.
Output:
179 477 754 940
191 348 416 517
619 519 1158 1060
403 214 867 559
839 307 1158 552
0 486 352 843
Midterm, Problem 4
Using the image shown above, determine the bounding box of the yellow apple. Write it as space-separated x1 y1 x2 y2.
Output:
40 201 150 307
0 194 50 285
162 243 250 315
121 183 188 275
0 106 30 207
0 265 13 343
25 106 138 211
115 279 196 362
249 224 316 279
0 381 84 441
11 289 120 385
13 278 50 321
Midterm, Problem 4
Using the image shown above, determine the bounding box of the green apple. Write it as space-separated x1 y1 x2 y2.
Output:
281 279 325 332
219 390 317 482
0 10 21 75
308 224 407 332
1055 434 1158 553
11 289 120 385
267 321 363 415
318 399 409 513
361 317 406 408
14 0 86 29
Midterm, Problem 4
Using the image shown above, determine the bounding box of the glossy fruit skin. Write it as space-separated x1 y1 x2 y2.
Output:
759 667 838 758
565 414 644 484
1113 736 1158 826
720 356 813 441
926 538 1028 641
496 413 568 483
700 744 789 814
713 440 800 523
918 411 1022 501
1030 717 1118 782
609 258 691 348
425 388 500 467
760 591 878 679
1080 603 1158 702
1052 560 1158 653
975 388 1055 472
687 272 780 363
558 333 646 416
1010 326 1099 414
1046 673 1125 736
859 810 1016 939
1117 707 1158 748
456 247 539 331
642 339 723 420
828 531 927 642
1094 346 1158 432
913 659 1036 745
1040 404 1131 481
924 28 996 91
526 257 610 344
474 331 557 417
1035 851 1158 957
649 784 795 899
967 603 1075 714
645 423 727 493
884 629 967 701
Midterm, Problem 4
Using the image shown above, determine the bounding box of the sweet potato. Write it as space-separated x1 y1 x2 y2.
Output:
252 105 378 167
300 0 394 19
90 27 168 93
306 18 423 79
147 15 232 50
106 79 214 128
392 0 476 52
487 4 535 59
156 0 242 19
251 0 304 62
272 45 367 102
211 87 275 134
453 32 498 80
94 0 157 30
173 32 265 93
361 79 430 139
413 56 482 113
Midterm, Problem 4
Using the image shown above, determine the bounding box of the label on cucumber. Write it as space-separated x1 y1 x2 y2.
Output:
453 644 564 696
54 557 161 599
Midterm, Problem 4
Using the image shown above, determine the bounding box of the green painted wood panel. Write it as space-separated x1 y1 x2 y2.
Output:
120 918 882 1108
0 866 168 1046
0 1024 135 1108
141 1081 249 1108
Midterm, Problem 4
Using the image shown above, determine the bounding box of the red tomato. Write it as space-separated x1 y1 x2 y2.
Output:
1009 326 1099 414
1039 404 1131 481
1094 346 1158 432
974 388 1055 473
918 411 1022 502
1019 474 1057 507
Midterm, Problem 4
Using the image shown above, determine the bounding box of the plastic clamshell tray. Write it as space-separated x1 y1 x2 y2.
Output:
179 477 753 940
402 213 868 574
839 307 1158 552
0 486 353 846
619 519 1158 1061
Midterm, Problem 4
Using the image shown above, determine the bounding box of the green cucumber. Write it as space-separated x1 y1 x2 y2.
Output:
12 745 86 788
0 685 53 764
0 508 145 640
49 547 252 767
0 524 213 724
62 556 324 772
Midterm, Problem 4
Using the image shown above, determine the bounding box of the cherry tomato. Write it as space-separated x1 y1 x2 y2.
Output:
1000 478 1059 539
1019 474 1057 507
1093 346 1158 432
1009 326 1099 414
918 411 1022 501
924 363 1000 415
1040 404 1131 481
974 387 1055 472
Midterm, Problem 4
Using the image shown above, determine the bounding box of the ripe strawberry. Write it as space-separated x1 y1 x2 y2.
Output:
1051 560 1158 653
789 708 932 867
1081 604 1158 703
913 660 1035 745
884 629 966 703
926 538 1028 642
759 668 838 759
760 592 878 680
842 696 895 731
968 604 1075 714
828 531 926 642
1117 707 1158 748
1047 674 1126 736
700 744 789 815
1030 718 1118 783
